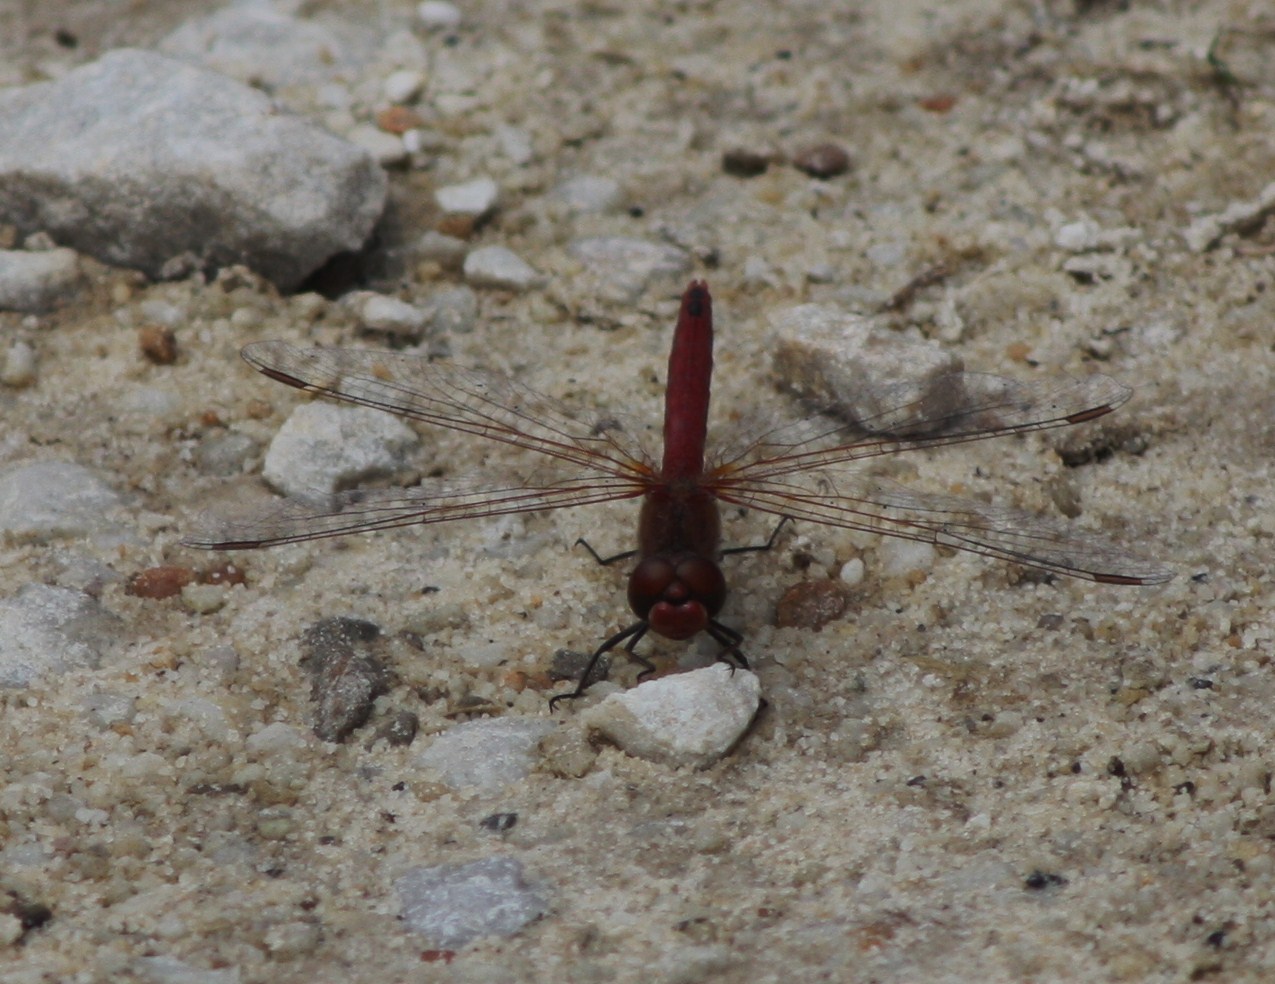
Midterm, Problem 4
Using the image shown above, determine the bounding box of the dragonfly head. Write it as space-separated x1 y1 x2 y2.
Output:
628 554 726 641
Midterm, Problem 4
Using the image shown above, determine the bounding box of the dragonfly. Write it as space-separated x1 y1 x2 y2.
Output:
185 280 1171 704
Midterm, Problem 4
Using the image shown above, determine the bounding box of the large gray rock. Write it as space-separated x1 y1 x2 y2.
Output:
0 49 387 290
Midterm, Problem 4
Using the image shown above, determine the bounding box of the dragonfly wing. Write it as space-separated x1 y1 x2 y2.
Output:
241 341 656 476
716 472 1172 585
184 473 647 549
711 372 1133 479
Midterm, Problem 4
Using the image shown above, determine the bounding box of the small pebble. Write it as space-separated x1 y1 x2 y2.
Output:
138 324 178 364
415 717 556 792
417 1 462 28
878 538 937 577
463 245 543 291
376 105 426 134
721 147 772 177
0 460 124 543
396 856 547 948
262 401 419 497
127 565 197 599
792 142 851 179
1 340 37 387
581 663 761 769
414 231 468 269
300 617 390 743
435 177 500 219
383 68 425 104
347 291 430 338
0 247 82 312
346 123 408 167
774 579 850 631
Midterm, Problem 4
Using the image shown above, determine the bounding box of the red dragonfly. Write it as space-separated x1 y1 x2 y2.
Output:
186 280 1170 701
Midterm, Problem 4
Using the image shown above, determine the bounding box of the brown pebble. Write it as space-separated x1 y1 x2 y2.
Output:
376 105 426 134
436 213 476 239
792 143 851 179
775 579 850 631
721 147 773 177
918 93 957 113
127 565 196 599
138 325 178 364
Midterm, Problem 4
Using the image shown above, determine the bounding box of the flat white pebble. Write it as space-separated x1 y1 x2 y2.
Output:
415 717 557 792
878 538 937 577
383 68 424 103
417 1 462 27
0 248 81 312
581 664 761 769
0 460 123 542
396 856 547 948
435 177 500 218
463 245 543 291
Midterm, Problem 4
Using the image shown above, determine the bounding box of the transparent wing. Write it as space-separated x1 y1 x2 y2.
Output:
240 341 657 477
184 471 647 549
707 371 1170 585
715 470 1172 585
710 372 1131 480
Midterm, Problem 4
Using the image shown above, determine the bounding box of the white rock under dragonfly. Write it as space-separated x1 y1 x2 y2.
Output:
581 663 761 769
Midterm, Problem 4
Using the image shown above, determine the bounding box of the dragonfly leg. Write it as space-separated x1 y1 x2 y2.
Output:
575 537 638 567
720 516 793 557
549 621 649 709
707 621 749 671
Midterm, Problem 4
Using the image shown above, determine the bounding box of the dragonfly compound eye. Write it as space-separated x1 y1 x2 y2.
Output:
628 555 726 641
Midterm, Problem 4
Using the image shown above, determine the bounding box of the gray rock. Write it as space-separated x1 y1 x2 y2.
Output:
581 664 761 769
567 236 689 302
0 49 387 290
396 856 547 948
0 248 81 312
0 584 122 688
262 402 418 498
158 5 381 92
415 717 556 792
768 302 962 427
0 460 124 543
463 246 543 291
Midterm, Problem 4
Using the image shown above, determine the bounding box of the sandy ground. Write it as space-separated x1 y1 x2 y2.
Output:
3 0 1274 981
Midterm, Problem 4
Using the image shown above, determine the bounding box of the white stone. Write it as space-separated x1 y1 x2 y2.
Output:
0 584 121 688
435 177 500 218
1 340 36 386
878 538 937 577
581 663 761 768
415 717 557 792
417 1 463 28
0 248 81 312
347 291 430 337
0 460 123 542
346 123 408 167
463 245 543 291
396 857 547 949
383 69 425 104
262 402 419 498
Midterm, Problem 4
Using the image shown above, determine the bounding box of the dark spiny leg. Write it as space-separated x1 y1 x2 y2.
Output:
575 537 638 567
706 621 748 671
720 516 792 557
549 621 649 710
